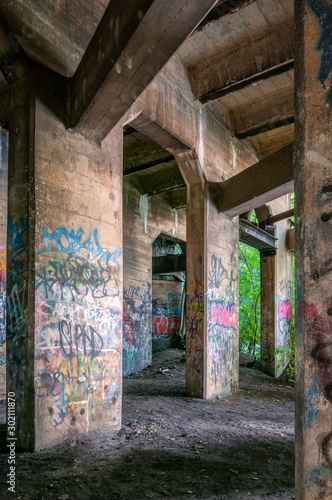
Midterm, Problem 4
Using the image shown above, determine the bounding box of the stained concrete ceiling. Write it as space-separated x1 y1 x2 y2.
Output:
0 0 295 188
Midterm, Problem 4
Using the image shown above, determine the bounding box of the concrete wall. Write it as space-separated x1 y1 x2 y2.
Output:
0 128 8 397
123 180 185 375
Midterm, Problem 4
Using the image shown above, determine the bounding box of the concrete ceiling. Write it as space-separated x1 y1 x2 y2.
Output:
0 0 110 76
0 0 295 167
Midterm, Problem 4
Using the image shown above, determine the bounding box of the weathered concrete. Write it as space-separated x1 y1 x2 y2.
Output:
0 128 8 397
295 1 332 497
7 76 123 451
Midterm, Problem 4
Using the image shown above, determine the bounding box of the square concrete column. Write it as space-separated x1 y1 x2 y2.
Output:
295 1 332 497
7 74 123 451
177 152 239 399
260 198 293 378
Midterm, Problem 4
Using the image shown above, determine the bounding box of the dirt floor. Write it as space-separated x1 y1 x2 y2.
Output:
0 349 295 499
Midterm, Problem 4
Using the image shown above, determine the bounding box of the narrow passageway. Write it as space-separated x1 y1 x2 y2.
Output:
1 349 294 499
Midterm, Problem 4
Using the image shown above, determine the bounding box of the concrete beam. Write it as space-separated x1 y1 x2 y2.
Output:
72 0 218 142
217 143 294 218
230 88 294 140
190 21 294 104
0 9 28 84
197 0 254 31
152 254 186 274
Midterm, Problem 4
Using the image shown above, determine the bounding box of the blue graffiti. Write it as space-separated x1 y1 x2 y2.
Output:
8 217 28 280
37 226 121 270
307 0 332 103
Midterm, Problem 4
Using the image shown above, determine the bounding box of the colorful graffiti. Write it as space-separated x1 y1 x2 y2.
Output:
34 225 122 441
210 301 238 329
207 254 238 395
123 285 151 375
7 218 29 397
0 246 6 371
152 316 180 337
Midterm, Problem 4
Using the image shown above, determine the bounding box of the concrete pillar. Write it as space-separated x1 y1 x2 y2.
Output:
0 128 8 397
177 151 239 399
295 1 332 497
7 74 123 451
260 197 293 378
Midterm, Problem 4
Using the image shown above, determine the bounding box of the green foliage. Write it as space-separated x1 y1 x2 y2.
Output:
275 345 295 383
239 241 261 357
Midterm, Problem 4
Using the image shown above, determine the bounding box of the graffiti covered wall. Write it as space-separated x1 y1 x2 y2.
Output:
0 129 8 397
152 280 183 342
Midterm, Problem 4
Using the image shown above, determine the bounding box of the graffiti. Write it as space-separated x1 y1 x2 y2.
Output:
152 236 182 257
153 316 180 337
279 279 292 297
0 246 6 350
34 224 122 440
168 292 182 301
210 301 238 330
278 299 292 338
36 253 120 301
208 255 235 290
307 0 332 103
123 285 151 375
38 226 121 269
59 320 104 360
8 217 28 280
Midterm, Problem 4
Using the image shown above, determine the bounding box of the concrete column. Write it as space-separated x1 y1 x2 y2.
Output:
0 128 8 397
7 74 123 451
260 252 276 377
260 197 293 378
295 1 332 497
177 151 239 399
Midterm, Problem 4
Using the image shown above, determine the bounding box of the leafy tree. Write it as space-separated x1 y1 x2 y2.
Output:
239 241 261 357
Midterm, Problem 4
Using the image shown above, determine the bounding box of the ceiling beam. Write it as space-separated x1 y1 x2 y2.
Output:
190 21 294 104
146 183 186 197
230 88 294 139
71 0 219 142
152 254 186 274
197 0 254 31
217 143 294 218
0 8 28 83
124 155 174 176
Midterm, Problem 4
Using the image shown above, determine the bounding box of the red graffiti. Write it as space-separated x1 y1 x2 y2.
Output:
278 300 291 321
210 301 238 329
153 316 180 337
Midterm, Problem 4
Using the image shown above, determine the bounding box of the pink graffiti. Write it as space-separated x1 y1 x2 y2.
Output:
153 316 180 337
278 300 291 321
210 301 238 329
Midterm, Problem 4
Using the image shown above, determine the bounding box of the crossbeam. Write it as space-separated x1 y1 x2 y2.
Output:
239 219 277 251
152 254 186 274
217 143 294 218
